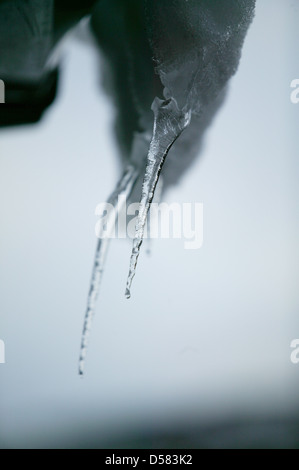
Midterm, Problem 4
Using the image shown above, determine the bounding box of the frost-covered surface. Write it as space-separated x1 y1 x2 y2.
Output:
145 0 256 113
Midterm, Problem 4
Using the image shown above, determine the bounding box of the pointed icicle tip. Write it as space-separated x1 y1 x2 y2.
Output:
125 288 131 299
79 361 84 376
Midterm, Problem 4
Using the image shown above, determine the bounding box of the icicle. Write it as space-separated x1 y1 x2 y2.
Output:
125 97 191 299
146 175 163 256
79 164 139 375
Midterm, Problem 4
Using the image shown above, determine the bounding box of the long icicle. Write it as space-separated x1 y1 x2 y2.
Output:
79 164 139 375
125 97 191 299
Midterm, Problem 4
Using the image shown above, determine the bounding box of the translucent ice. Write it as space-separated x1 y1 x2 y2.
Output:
125 97 191 298
79 132 150 374
79 164 139 375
